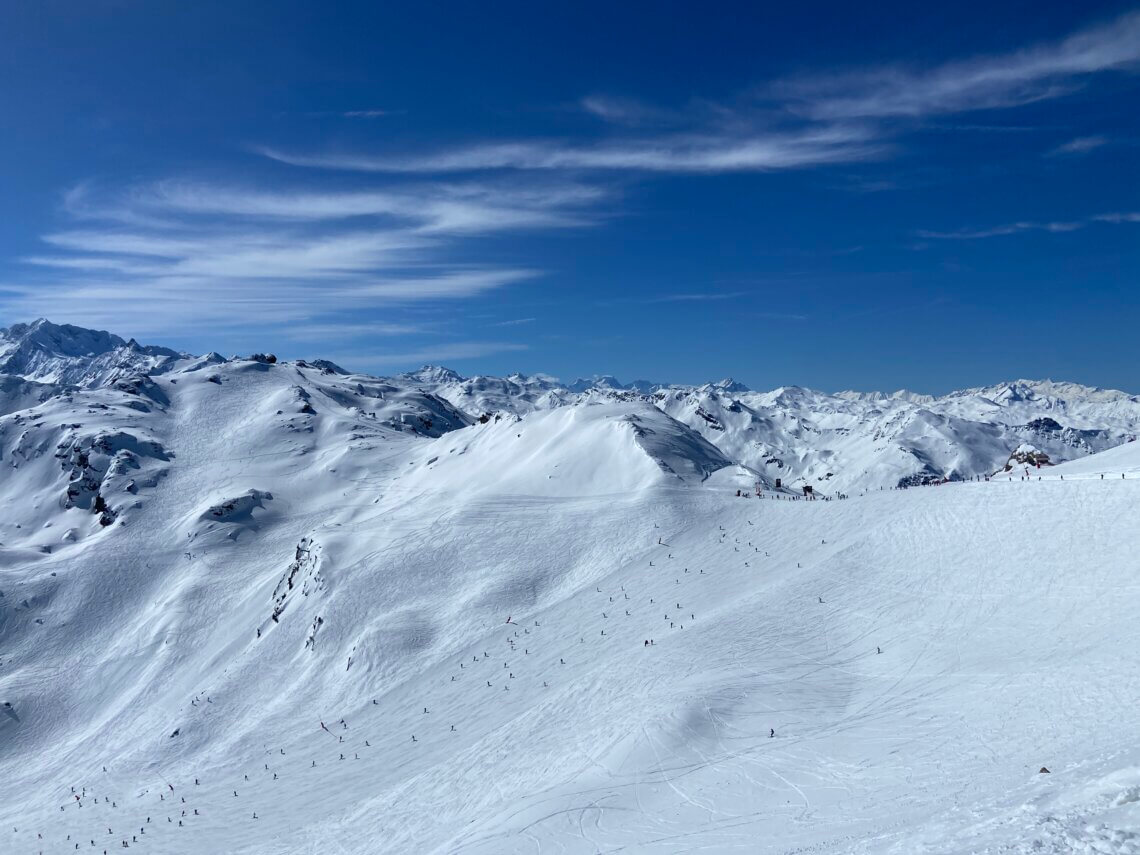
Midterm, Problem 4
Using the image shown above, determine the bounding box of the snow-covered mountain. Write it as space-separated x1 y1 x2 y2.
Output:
404 367 1140 492
3 319 1140 853
4 319 1140 500
0 318 188 388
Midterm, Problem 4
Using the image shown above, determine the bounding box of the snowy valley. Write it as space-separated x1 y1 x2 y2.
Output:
1 318 1139 854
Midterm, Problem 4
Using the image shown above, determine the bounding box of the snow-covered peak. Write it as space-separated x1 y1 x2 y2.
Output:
951 378 1138 405
834 388 935 404
0 317 188 388
566 374 619 392
402 402 731 497
1 318 126 358
711 377 750 394
400 364 466 385
504 371 562 389
563 375 661 394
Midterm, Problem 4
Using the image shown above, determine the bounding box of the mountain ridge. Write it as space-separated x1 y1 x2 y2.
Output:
3 319 1138 493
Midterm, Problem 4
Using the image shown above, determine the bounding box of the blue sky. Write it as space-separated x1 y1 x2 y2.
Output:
1 1 1138 393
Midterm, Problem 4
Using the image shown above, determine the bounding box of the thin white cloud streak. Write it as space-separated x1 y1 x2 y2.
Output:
918 221 1083 239
918 212 1140 239
651 291 748 303
55 181 604 245
579 95 681 126
774 11 1140 119
257 124 885 174
341 269 538 300
595 290 749 307
38 228 430 279
281 322 429 340
1046 135 1110 156
755 311 808 321
114 180 605 234
1092 212 1140 223
492 317 537 326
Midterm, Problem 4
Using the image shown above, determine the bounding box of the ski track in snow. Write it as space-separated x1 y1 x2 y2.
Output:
0 331 1139 852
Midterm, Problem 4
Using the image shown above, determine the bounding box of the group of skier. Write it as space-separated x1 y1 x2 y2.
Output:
22 507 898 853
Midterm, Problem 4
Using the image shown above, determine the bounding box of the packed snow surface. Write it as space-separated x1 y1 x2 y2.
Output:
1 320 1139 854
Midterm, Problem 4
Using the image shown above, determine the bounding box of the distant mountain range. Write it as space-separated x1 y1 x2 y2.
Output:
3 317 1138 498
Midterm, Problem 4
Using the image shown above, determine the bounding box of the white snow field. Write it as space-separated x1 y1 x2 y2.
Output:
1 321 1139 854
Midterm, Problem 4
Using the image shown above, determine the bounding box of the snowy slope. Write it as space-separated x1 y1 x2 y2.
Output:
2 320 1140 854
0 375 68 417
1029 437 1140 479
1 354 1139 853
399 403 732 498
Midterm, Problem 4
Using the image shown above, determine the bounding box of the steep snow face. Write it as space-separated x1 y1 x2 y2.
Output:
1037 436 1140 478
0 375 68 417
399 403 731 498
0 318 187 388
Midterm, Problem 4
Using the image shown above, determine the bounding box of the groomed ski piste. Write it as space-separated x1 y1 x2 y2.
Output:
2 353 1140 853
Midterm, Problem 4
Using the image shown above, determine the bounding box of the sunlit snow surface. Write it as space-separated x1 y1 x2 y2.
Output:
0 347 1139 852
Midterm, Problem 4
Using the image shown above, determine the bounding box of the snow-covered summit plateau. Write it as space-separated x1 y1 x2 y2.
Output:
1 318 1139 854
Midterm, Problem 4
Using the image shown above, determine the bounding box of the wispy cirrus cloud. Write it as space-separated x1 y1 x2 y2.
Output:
64 179 604 233
491 317 537 327
281 322 430 340
258 123 885 174
258 11 1140 182
302 109 396 119
7 10 1137 361
595 290 749 308
1046 135 1110 156
918 221 1083 240
579 95 689 127
1092 212 1140 223
918 211 1140 239
650 291 749 303
4 176 600 338
773 11 1140 119
755 311 808 321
